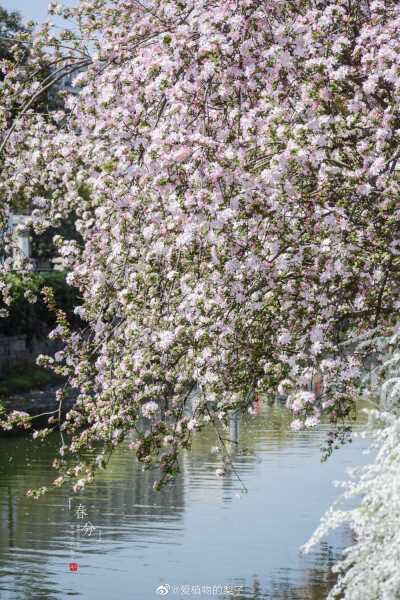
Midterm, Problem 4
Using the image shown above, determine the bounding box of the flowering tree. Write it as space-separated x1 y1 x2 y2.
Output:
1 0 400 499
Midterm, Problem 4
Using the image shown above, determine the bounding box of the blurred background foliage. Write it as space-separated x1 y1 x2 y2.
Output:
0 271 82 336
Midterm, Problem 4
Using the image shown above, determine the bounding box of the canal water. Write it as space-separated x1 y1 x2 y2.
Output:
0 400 373 600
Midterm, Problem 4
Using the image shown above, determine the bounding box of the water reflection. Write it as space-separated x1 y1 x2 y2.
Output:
227 540 346 599
0 401 372 600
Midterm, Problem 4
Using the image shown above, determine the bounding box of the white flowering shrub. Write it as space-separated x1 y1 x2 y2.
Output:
303 409 400 600
303 323 400 600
